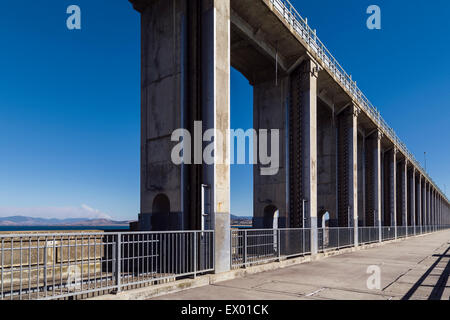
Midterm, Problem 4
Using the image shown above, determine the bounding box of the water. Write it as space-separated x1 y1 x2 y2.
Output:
0 226 130 232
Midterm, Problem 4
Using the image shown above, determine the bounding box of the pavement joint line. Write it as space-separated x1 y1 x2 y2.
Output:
255 279 402 299
209 279 396 300
382 268 413 291
209 282 304 299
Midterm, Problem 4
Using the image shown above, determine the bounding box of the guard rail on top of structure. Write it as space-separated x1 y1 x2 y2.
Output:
269 0 447 202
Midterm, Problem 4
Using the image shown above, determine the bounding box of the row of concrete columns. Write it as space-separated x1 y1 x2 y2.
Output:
130 0 450 273
253 57 450 254
339 106 449 250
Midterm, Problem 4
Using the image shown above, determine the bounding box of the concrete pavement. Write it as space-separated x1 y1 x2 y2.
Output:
152 230 450 300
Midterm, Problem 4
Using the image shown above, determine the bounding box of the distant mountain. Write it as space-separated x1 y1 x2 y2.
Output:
230 214 252 227
230 214 252 221
0 216 130 227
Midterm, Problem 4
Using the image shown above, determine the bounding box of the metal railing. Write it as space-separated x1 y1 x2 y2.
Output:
230 228 311 269
318 227 354 252
397 226 407 238
358 227 379 245
2 225 449 298
381 226 396 241
231 225 450 269
269 0 448 203
0 230 214 300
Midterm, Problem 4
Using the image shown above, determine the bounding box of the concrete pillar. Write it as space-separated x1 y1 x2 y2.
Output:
393 149 397 238
130 0 231 273
423 180 427 228
375 132 383 241
410 168 416 233
337 104 359 237
418 175 422 231
288 59 318 253
201 0 231 273
304 60 318 254
133 0 190 231
439 195 441 226
401 160 408 229
385 148 398 237
431 189 434 227
427 185 430 227
435 191 438 227
350 106 360 246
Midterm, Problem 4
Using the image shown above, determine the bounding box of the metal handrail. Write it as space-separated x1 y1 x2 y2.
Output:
269 0 448 202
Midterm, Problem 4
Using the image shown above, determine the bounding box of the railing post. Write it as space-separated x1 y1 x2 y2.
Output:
302 228 305 254
243 230 247 267
337 227 340 249
116 233 121 293
194 232 197 278
43 239 48 295
277 229 281 261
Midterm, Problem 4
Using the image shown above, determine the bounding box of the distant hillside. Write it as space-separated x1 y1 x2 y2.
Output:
0 216 130 227
230 214 252 226
230 214 252 220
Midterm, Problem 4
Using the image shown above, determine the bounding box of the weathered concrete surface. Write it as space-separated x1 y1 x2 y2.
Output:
150 230 450 300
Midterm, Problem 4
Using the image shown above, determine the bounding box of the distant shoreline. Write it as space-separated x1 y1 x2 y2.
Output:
0 225 130 232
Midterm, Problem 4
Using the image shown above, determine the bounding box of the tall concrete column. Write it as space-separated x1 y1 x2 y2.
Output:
418 175 422 231
410 168 416 233
435 191 438 227
428 186 431 227
350 106 360 246
289 59 318 253
384 148 397 236
438 195 441 226
130 0 231 273
337 104 360 239
431 189 434 227
304 60 318 253
427 182 430 227
392 149 397 238
375 132 383 241
401 160 408 229
201 0 231 273
133 0 191 231
423 180 427 228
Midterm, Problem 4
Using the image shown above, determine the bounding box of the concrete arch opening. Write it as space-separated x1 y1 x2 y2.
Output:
151 193 171 231
318 210 330 228
263 205 279 229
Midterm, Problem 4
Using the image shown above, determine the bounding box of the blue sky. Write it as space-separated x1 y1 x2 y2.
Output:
0 1 449 220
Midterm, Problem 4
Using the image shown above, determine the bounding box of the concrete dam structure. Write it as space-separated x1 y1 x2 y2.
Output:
129 0 450 273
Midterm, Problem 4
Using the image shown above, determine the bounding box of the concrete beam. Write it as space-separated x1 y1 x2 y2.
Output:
230 9 288 72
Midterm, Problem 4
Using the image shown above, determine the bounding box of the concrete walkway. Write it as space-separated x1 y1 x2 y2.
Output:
153 230 450 300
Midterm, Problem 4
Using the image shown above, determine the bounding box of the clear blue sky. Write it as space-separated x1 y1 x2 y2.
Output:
0 0 449 220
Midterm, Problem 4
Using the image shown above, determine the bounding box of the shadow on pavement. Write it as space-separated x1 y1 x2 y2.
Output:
402 246 449 300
